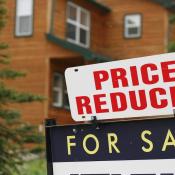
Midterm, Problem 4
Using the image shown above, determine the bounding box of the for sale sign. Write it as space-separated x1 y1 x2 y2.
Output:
65 53 175 121
45 118 175 175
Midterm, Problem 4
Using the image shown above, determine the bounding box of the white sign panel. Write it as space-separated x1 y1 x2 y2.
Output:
53 160 175 175
65 53 175 121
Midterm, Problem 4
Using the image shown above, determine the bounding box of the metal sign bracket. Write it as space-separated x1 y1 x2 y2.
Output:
91 116 100 129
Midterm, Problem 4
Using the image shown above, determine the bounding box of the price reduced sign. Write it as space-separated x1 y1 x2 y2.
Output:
65 53 175 121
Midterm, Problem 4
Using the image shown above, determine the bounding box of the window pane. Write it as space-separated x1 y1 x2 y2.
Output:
52 91 61 105
52 73 63 107
67 23 76 40
53 74 62 87
128 27 139 35
68 4 77 21
80 10 88 26
18 16 32 34
80 28 87 45
17 0 33 16
126 15 141 27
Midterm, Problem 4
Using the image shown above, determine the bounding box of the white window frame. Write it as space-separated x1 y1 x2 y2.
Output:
66 2 90 48
124 14 142 38
52 73 70 109
15 0 34 37
52 73 63 107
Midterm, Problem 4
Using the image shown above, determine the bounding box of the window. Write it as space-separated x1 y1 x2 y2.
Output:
124 14 141 38
52 73 63 107
15 0 34 36
66 2 90 48
63 81 70 109
52 73 69 109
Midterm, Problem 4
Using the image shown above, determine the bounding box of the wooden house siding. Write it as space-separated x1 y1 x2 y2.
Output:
0 0 173 125
98 0 169 59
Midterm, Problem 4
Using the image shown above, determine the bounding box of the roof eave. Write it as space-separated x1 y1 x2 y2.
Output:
46 33 112 62
153 0 175 11
86 0 111 13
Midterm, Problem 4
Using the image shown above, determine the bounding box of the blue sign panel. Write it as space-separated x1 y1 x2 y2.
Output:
45 118 175 175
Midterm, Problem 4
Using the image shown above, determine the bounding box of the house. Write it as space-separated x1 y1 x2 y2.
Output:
1 0 175 128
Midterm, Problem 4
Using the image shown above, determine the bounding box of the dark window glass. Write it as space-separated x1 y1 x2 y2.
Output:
52 91 60 104
128 27 139 35
64 93 70 109
80 10 88 26
80 28 87 45
68 5 77 21
53 74 61 87
67 23 76 40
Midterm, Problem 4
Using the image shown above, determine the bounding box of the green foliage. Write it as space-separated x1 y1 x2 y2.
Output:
0 0 7 30
0 42 8 49
169 14 175 24
168 14 175 52
13 159 47 175
168 41 175 52
0 69 26 79
0 1 45 175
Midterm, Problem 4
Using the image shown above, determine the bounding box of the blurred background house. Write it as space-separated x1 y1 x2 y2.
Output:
1 0 175 128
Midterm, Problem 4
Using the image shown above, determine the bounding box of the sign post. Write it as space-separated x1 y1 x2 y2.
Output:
45 119 56 175
45 118 175 175
65 53 175 122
